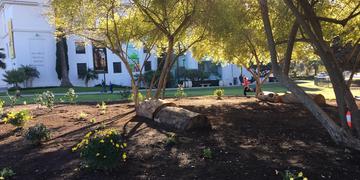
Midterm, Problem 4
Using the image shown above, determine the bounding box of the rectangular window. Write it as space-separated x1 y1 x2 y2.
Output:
77 63 87 78
92 46 108 73
144 61 151 71
113 62 122 73
75 42 86 54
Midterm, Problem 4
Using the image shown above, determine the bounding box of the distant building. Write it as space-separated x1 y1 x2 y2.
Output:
0 0 252 89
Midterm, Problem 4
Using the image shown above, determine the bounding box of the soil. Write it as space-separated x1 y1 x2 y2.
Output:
0 96 360 180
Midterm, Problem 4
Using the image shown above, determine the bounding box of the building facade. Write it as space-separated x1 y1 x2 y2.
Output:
0 0 251 89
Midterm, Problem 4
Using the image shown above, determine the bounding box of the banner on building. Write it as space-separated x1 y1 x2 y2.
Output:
8 19 15 59
92 46 108 73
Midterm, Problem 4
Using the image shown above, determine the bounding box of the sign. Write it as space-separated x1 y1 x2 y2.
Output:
93 46 108 73
29 39 46 67
8 19 15 59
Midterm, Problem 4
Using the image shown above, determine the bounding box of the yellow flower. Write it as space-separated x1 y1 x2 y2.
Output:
123 143 127 148
103 155 107 158
110 140 114 143
298 172 303 177
84 132 92 138
116 144 120 148
290 178 294 180
303 178 308 180
122 152 127 160
72 147 77 152
0 176 4 180
96 153 100 156
100 139 105 143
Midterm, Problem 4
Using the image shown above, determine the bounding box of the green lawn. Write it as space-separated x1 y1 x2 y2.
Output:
1 80 358 106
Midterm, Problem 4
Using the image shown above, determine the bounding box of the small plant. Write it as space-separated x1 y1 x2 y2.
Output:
202 148 212 159
72 129 127 170
0 99 5 115
175 84 186 99
89 118 96 124
213 89 225 100
276 170 308 180
3 110 32 128
78 112 88 120
64 88 78 104
7 93 17 107
96 101 107 115
165 134 177 146
0 167 15 179
34 94 43 108
128 92 145 102
25 123 51 145
41 91 55 109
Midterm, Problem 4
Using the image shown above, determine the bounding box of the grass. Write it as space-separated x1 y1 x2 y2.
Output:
2 80 359 106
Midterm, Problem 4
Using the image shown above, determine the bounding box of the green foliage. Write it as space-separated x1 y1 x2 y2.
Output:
175 84 186 99
64 88 78 104
276 170 308 180
185 69 210 81
3 110 32 127
19 65 40 80
96 101 107 115
78 69 98 87
3 69 26 88
72 129 127 170
0 167 15 179
25 123 51 145
213 89 224 100
128 92 144 102
202 148 212 159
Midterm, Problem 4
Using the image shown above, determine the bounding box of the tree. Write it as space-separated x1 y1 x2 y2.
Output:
78 68 98 87
19 65 40 88
56 35 72 87
259 0 360 149
3 69 26 89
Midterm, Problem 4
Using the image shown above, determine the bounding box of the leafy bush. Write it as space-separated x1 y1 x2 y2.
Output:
3 69 26 88
96 102 107 115
175 84 186 99
72 129 127 170
128 92 145 102
202 148 212 159
0 167 15 179
0 99 4 115
213 89 224 100
3 110 32 128
19 65 40 88
64 88 78 104
7 93 17 107
34 91 55 109
276 170 308 180
25 123 51 145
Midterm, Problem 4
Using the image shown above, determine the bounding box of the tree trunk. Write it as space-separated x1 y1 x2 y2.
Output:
58 37 73 87
136 99 211 131
155 37 174 99
260 0 360 149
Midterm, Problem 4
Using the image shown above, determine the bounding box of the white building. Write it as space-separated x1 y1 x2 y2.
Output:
0 0 252 89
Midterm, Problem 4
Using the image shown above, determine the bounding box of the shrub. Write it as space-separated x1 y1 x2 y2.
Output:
175 84 186 99
0 167 15 179
19 65 40 88
3 110 32 128
213 89 224 100
7 93 17 107
128 92 144 102
0 99 4 115
78 68 98 87
276 170 308 180
64 88 78 104
41 91 55 109
96 101 107 115
202 148 212 159
78 112 88 120
25 123 51 145
72 129 127 170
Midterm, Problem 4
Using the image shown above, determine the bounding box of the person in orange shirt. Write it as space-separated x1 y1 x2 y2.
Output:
243 77 250 96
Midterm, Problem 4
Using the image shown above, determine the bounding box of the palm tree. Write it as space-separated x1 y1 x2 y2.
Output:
19 65 40 87
78 68 98 87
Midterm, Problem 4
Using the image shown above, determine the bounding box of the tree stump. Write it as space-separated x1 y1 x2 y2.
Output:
136 99 211 131
279 93 326 106
257 91 281 103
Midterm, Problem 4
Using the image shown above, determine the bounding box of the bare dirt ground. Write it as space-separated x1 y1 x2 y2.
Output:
0 96 360 180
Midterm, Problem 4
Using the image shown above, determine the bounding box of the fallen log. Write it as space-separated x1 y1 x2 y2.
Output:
136 99 211 131
279 93 326 106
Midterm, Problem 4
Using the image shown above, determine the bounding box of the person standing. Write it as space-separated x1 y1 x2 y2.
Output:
243 77 250 96
101 80 107 93
109 81 113 94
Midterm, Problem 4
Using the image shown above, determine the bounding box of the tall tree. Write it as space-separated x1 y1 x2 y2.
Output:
56 34 73 87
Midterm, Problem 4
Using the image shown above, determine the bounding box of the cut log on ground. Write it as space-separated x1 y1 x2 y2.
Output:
279 93 326 106
136 99 211 131
257 91 281 103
